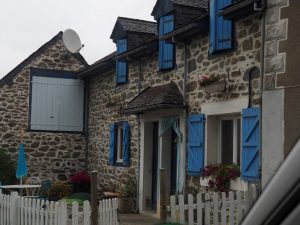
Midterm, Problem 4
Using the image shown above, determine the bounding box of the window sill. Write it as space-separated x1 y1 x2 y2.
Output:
200 176 248 191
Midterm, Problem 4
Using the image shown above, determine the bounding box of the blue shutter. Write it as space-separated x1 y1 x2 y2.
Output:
209 0 232 54
159 15 174 70
108 124 115 165
122 122 130 166
116 39 127 84
241 107 260 181
187 114 205 176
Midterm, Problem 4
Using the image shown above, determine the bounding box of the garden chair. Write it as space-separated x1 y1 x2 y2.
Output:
24 177 41 198
40 180 51 200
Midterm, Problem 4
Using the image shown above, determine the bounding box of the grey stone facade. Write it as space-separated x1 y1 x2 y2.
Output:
264 0 288 89
0 35 87 181
87 15 262 191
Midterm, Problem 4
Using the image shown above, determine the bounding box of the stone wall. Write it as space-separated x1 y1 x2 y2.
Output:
87 15 262 190
264 0 288 90
0 37 87 181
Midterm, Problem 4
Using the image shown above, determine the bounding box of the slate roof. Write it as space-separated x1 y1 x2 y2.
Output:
77 52 116 78
122 81 185 114
115 17 157 34
0 32 88 88
172 0 208 9
110 17 157 42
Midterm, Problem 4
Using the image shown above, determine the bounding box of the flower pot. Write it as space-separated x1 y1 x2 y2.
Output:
117 197 134 213
201 79 226 93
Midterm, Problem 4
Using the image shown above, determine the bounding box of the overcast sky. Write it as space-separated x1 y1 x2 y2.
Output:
0 0 157 78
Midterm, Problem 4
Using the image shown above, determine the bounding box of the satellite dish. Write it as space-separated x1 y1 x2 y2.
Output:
62 29 82 53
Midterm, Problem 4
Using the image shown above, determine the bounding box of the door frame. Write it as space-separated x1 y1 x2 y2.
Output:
139 109 186 216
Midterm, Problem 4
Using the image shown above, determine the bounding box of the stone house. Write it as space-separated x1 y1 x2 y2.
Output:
0 32 88 181
78 0 264 216
1 0 299 219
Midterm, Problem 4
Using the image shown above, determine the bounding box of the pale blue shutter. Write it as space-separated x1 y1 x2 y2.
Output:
108 124 115 165
116 39 127 84
209 0 233 54
241 107 260 181
122 122 130 166
159 15 174 70
187 114 205 176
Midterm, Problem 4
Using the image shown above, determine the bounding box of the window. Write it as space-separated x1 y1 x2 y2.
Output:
218 117 241 164
30 68 84 132
108 122 130 166
159 14 175 70
116 39 127 84
209 0 233 55
116 124 124 163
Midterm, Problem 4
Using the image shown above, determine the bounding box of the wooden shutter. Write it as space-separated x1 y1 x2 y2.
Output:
209 0 233 54
116 39 127 84
241 107 260 181
159 14 174 70
187 114 205 176
30 76 84 132
122 122 130 166
108 124 116 166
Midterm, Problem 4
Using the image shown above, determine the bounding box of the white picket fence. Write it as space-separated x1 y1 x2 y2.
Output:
0 192 118 225
167 185 258 225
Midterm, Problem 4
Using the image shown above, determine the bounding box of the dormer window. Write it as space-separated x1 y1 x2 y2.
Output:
116 38 127 84
159 14 175 70
209 0 233 55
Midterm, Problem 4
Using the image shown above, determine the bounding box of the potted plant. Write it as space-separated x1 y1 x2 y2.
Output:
201 164 240 192
117 177 136 213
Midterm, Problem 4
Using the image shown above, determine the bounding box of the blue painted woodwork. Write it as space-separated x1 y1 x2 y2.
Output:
116 39 127 84
187 114 205 176
241 107 260 181
159 14 174 70
122 122 130 166
209 0 233 55
108 124 115 166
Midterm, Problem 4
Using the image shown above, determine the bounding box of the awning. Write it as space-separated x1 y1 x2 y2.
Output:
121 81 186 114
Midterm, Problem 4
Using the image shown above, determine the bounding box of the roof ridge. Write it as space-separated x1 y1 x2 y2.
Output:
117 16 157 24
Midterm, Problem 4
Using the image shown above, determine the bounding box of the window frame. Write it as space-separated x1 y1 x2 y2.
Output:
115 123 124 164
217 115 241 165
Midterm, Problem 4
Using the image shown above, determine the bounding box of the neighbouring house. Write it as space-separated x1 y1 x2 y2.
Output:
78 0 263 216
0 32 88 181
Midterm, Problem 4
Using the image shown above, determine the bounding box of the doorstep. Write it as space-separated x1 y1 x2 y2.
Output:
119 213 161 225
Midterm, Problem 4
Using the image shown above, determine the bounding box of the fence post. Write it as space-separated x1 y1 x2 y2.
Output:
91 171 98 225
159 168 167 222
10 191 18 225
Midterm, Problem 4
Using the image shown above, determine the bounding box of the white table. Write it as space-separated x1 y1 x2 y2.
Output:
0 184 41 196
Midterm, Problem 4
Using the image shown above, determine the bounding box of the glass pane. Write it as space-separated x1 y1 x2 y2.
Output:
221 120 233 164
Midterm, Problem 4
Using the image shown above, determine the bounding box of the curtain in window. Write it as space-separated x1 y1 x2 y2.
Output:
159 117 182 141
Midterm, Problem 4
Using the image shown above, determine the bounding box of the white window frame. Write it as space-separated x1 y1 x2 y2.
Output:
217 115 241 165
115 124 124 163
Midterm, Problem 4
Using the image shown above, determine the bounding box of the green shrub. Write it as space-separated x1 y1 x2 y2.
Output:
0 149 18 185
48 181 70 201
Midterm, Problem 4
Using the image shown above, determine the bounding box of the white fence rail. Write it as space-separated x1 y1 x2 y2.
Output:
0 192 118 225
167 185 258 225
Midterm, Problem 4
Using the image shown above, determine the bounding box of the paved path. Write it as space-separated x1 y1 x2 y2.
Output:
119 213 162 225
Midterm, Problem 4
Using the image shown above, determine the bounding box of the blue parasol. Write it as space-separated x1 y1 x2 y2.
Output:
16 143 27 184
